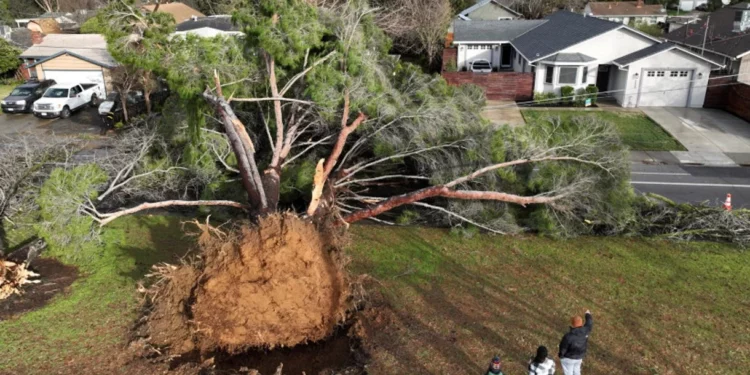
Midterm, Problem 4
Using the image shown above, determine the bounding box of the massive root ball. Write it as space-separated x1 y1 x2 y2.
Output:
145 214 350 355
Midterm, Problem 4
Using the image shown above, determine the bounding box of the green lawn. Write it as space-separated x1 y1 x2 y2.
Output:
0 215 195 374
522 110 687 152
1 218 748 374
0 84 14 98
349 226 749 375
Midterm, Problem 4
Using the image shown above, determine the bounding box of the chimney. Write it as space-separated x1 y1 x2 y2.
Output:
31 30 43 44
637 0 644 8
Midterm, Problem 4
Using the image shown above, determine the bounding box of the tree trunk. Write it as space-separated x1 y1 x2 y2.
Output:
144 91 152 115
120 94 129 123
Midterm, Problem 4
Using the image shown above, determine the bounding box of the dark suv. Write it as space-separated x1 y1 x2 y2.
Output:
1 79 56 113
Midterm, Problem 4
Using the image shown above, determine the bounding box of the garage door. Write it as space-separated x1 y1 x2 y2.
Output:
43 70 107 97
464 44 494 68
637 69 692 107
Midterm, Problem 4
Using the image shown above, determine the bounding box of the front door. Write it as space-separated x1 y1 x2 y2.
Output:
596 65 610 93
501 44 512 68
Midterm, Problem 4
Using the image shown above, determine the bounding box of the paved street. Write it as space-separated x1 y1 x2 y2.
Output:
631 162 750 208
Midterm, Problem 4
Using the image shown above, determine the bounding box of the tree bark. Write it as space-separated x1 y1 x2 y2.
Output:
97 200 248 226
342 186 567 224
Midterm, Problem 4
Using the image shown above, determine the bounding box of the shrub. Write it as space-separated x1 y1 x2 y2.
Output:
585 84 599 105
574 88 587 107
0 38 21 74
560 86 575 104
444 59 457 72
533 91 557 105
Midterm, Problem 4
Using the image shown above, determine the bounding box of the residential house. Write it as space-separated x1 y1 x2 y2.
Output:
447 11 722 107
19 34 116 95
173 15 244 38
457 0 521 21
448 0 522 43
665 2 750 85
584 0 667 25
142 2 206 24
679 0 708 11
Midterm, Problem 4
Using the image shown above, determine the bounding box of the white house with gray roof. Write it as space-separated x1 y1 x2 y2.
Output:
449 10 722 108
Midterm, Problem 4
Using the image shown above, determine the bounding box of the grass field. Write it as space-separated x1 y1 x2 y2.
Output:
0 215 195 374
0 84 14 98
349 226 749 375
1 218 748 374
522 110 687 152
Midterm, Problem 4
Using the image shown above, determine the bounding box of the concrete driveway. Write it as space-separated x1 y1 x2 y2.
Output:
0 107 104 137
640 107 750 166
482 100 526 128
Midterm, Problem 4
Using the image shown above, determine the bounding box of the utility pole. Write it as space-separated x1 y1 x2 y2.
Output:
701 15 710 56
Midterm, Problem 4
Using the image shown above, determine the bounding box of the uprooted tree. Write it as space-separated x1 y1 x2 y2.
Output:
49 0 631 358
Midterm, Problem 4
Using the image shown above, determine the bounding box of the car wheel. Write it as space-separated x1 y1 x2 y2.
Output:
90 94 98 107
61 106 71 119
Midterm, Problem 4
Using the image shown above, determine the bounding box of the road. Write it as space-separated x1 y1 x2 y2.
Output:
631 163 750 208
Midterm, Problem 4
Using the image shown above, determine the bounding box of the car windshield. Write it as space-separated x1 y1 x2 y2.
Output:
473 61 490 67
43 88 69 98
9 87 33 96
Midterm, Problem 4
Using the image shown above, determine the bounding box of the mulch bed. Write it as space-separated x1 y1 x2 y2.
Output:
0 258 78 320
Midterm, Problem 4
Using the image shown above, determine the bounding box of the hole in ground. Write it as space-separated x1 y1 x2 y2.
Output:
194 325 368 375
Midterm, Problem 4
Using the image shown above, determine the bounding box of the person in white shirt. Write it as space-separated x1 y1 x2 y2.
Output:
528 346 556 375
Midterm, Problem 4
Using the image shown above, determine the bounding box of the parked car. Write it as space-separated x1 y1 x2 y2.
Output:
98 91 146 128
1 79 56 114
470 59 492 73
695 4 709 11
98 86 171 128
32 83 103 119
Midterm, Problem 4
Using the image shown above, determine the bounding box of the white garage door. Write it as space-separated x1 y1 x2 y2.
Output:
637 69 692 107
43 70 107 96
464 44 494 68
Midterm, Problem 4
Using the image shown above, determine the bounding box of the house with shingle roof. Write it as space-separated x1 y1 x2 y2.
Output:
446 10 722 107
584 0 667 26
19 34 117 95
665 2 750 85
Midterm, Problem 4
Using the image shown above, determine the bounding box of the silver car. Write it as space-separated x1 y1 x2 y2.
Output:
470 59 492 73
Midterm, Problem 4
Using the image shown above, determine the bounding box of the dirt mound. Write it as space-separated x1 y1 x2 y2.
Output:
144 213 350 356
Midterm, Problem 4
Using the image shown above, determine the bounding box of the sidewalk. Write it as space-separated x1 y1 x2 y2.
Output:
482 100 526 128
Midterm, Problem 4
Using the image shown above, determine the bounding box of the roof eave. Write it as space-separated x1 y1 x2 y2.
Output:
27 50 116 69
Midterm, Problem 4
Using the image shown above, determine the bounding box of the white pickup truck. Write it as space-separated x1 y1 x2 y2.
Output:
32 83 103 119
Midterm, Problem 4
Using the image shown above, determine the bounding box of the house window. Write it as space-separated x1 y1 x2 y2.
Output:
670 71 678 77
582 67 588 84
657 71 665 77
680 71 689 77
558 67 578 84
647 71 655 77
545 66 553 84
518 53 522 65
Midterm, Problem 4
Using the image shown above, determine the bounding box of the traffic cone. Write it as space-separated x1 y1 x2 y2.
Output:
723 194 732 211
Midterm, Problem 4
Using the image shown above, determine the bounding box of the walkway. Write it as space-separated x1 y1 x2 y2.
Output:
482 100 525 128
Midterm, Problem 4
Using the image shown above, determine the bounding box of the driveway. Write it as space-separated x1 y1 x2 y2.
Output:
0 107 104 137
640 107 750 166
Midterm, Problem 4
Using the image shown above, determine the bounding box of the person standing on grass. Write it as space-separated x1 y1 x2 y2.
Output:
528 346 556 374
485 356 505 375
558 309 593 375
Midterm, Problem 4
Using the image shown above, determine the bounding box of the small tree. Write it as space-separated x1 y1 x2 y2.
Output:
0 38 21 75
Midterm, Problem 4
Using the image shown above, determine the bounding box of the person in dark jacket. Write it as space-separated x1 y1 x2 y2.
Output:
558 310 593 375
485 356 504 375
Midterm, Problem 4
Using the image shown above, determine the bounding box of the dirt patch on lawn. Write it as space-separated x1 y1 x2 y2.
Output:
0 257 78 320
144 213 351 357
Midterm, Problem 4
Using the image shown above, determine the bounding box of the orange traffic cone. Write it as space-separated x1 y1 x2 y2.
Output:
723 194 732 211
